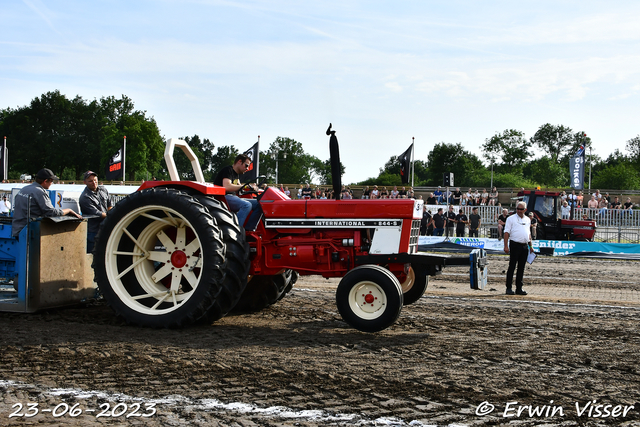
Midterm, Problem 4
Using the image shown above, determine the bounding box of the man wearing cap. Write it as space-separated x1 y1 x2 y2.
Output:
11 168 82 238
79 171 113 252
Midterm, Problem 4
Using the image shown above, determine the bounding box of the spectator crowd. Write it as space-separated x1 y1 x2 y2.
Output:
278 184 419 200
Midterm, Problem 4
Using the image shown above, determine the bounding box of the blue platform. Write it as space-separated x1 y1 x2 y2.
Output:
0 217 97 313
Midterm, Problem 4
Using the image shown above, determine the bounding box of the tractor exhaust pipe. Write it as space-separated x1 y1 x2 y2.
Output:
326 123 342 201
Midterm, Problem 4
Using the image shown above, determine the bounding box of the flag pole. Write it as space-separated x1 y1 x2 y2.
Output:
123 136 127 182
2 136 7 182
411 137 415 188
257 135 260 179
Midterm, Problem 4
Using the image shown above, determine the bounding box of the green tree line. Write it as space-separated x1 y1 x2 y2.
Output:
1 90 639 190
0 91 341 185
0 90 166 181
171 135 344 185
362 126 640 190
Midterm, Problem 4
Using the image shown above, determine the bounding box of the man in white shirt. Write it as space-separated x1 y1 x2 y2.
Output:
503 201 534 295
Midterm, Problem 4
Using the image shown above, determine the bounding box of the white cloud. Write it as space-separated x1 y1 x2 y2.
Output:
385 82 402 92
2 1 640 182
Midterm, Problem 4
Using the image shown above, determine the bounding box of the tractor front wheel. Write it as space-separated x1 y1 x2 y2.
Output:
336 265 403 333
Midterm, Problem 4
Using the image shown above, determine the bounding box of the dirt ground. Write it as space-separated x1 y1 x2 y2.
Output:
1 254 640 426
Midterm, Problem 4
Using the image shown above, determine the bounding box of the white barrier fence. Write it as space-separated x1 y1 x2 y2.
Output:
574 207 639 227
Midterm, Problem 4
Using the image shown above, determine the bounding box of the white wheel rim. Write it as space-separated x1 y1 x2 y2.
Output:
104 205 204 316
348 281 387 320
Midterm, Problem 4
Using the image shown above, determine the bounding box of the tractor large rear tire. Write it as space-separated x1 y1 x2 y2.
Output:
336 265 403 333
195 196 250 322
276 270 299 302
233 269 297 312
92 188 236 328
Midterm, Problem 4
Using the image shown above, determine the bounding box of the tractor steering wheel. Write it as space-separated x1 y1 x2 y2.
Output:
238 175 266 196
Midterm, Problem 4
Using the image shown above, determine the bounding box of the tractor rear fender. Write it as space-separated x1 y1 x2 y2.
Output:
137 180 226 196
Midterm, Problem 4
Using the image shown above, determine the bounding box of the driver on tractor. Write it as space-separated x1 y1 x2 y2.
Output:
214 154 262 230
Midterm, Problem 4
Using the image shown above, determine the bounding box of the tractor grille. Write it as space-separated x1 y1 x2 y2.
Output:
409 219 421 253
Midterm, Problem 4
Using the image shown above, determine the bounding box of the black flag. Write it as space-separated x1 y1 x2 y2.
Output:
570 145 585 190
241 141 259 183
105 145 124 181
399 143 413 185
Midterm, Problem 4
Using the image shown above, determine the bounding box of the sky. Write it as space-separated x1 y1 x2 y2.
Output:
2 0 640 184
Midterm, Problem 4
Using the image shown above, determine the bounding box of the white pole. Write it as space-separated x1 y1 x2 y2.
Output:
2 136 7 182
275 150 278 184
589 147 593 192
490 162 494 189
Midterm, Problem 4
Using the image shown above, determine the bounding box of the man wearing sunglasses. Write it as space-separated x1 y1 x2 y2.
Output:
11 168 82 239
214 154 261 230
503 201 534 295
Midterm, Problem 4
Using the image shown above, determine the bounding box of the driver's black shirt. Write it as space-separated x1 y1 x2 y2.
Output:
214 165 239 193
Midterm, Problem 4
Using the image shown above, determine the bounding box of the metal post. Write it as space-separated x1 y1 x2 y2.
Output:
490 163 493 189
2 136 7 182
24 195 31 312
618 222 622 244
589 147 593 193
256 136 260 179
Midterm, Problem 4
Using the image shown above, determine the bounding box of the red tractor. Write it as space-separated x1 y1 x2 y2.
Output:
521 190 596 241
92 126 486 332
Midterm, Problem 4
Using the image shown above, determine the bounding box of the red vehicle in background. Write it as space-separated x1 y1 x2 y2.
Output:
520 190 596 241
